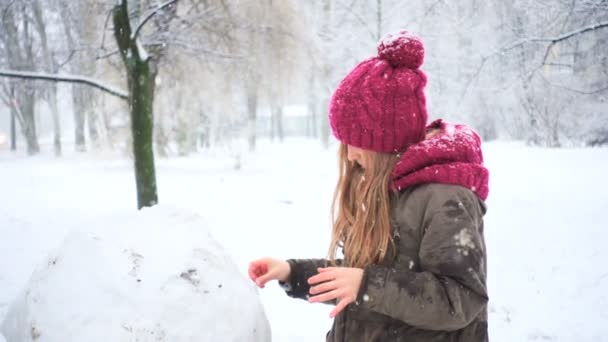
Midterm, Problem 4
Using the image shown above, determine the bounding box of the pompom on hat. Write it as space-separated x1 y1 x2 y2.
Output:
329 30 428 153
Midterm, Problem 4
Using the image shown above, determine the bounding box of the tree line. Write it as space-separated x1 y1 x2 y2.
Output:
1 0 606 209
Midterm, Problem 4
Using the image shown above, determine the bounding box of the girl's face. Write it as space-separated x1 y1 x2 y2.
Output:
346 145 367 169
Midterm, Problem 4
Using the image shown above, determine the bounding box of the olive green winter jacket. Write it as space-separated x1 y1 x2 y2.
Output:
282 183 488 342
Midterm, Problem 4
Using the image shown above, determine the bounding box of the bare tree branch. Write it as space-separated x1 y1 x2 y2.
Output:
9 94 25 130
0 69 128 100
56 49 76 71
540 73 608 94
96 49 120 60
497 20 608 54
421 0 445 23
131 0 179 40
98 8 114 55
538 20 608 65
335 0 358 27
1 0 16 22
169 5 224 37
146 40 243 59
0 81 11 106
460 20 608 100
335 1 376 42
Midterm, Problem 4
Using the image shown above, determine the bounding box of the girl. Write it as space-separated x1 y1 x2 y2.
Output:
249 30 489 342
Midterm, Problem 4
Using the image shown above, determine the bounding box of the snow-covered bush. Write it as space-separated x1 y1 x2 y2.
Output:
1 207 270 342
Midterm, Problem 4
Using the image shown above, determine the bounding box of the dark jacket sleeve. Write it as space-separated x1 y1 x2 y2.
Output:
280 258 342 301
355 185 488 331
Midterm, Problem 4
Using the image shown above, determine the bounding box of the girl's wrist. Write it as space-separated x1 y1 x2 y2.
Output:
278 260 291 282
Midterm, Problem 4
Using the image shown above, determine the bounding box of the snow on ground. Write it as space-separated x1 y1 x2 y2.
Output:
1 138 607 341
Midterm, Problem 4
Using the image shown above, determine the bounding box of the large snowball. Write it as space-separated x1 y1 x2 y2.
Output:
1 206 270 342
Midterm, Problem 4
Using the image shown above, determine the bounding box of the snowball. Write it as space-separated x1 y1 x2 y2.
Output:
1 206 270 342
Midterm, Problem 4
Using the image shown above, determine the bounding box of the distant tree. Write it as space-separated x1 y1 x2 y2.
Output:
0 1 40 155
475 0 608 146
31 0 63 156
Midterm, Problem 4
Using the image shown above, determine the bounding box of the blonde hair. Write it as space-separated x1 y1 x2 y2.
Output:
328 144 399 268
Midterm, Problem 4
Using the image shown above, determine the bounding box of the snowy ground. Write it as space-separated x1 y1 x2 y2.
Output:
1 138 607 341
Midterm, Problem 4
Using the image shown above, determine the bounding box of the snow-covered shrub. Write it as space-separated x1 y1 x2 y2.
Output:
1 207 270 342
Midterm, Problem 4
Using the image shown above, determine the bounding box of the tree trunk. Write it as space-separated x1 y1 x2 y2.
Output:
307 72 317 138
276 106 284 143
4 89 38 157
22 86 40 155
87 90 100 148
514 16 541 146
73 86 87 151
247 85 258 151
155 114 169 157
270 106 276 142
114 0 158 209
0 4 35 153
320 0 332 148
32 0 61 156
49 93 62 156
62 6 86 152
376 0 382 41
549 108 561 148
319 97 330 148
10 98 17 151
22 12 40 155
129 60 158 208
78 0 101 150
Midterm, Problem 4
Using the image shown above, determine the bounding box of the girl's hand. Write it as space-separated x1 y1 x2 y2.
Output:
248 258 290 288
307 267 364 318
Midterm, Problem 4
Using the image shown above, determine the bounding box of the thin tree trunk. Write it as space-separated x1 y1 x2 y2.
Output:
0 4 37 153
247 85 258 151
515 16 541 146
155 113 169 157
10 99 17 151
270 106 276 142
22 9 40 155
319 97 330 148
76 0 101 150
550 108 561 147
73 86 87 151
320 0 332 148
307 72 317 138
87 90 100 148
49 94 61 156
32 0 61 156
276 106 284 143
376 0 382 41
62 7 86 152
22 86 39 155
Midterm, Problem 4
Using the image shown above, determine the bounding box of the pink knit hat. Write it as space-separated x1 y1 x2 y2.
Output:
329 30 428 153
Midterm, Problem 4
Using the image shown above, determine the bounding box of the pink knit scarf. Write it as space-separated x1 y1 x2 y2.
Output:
391 119 489 200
